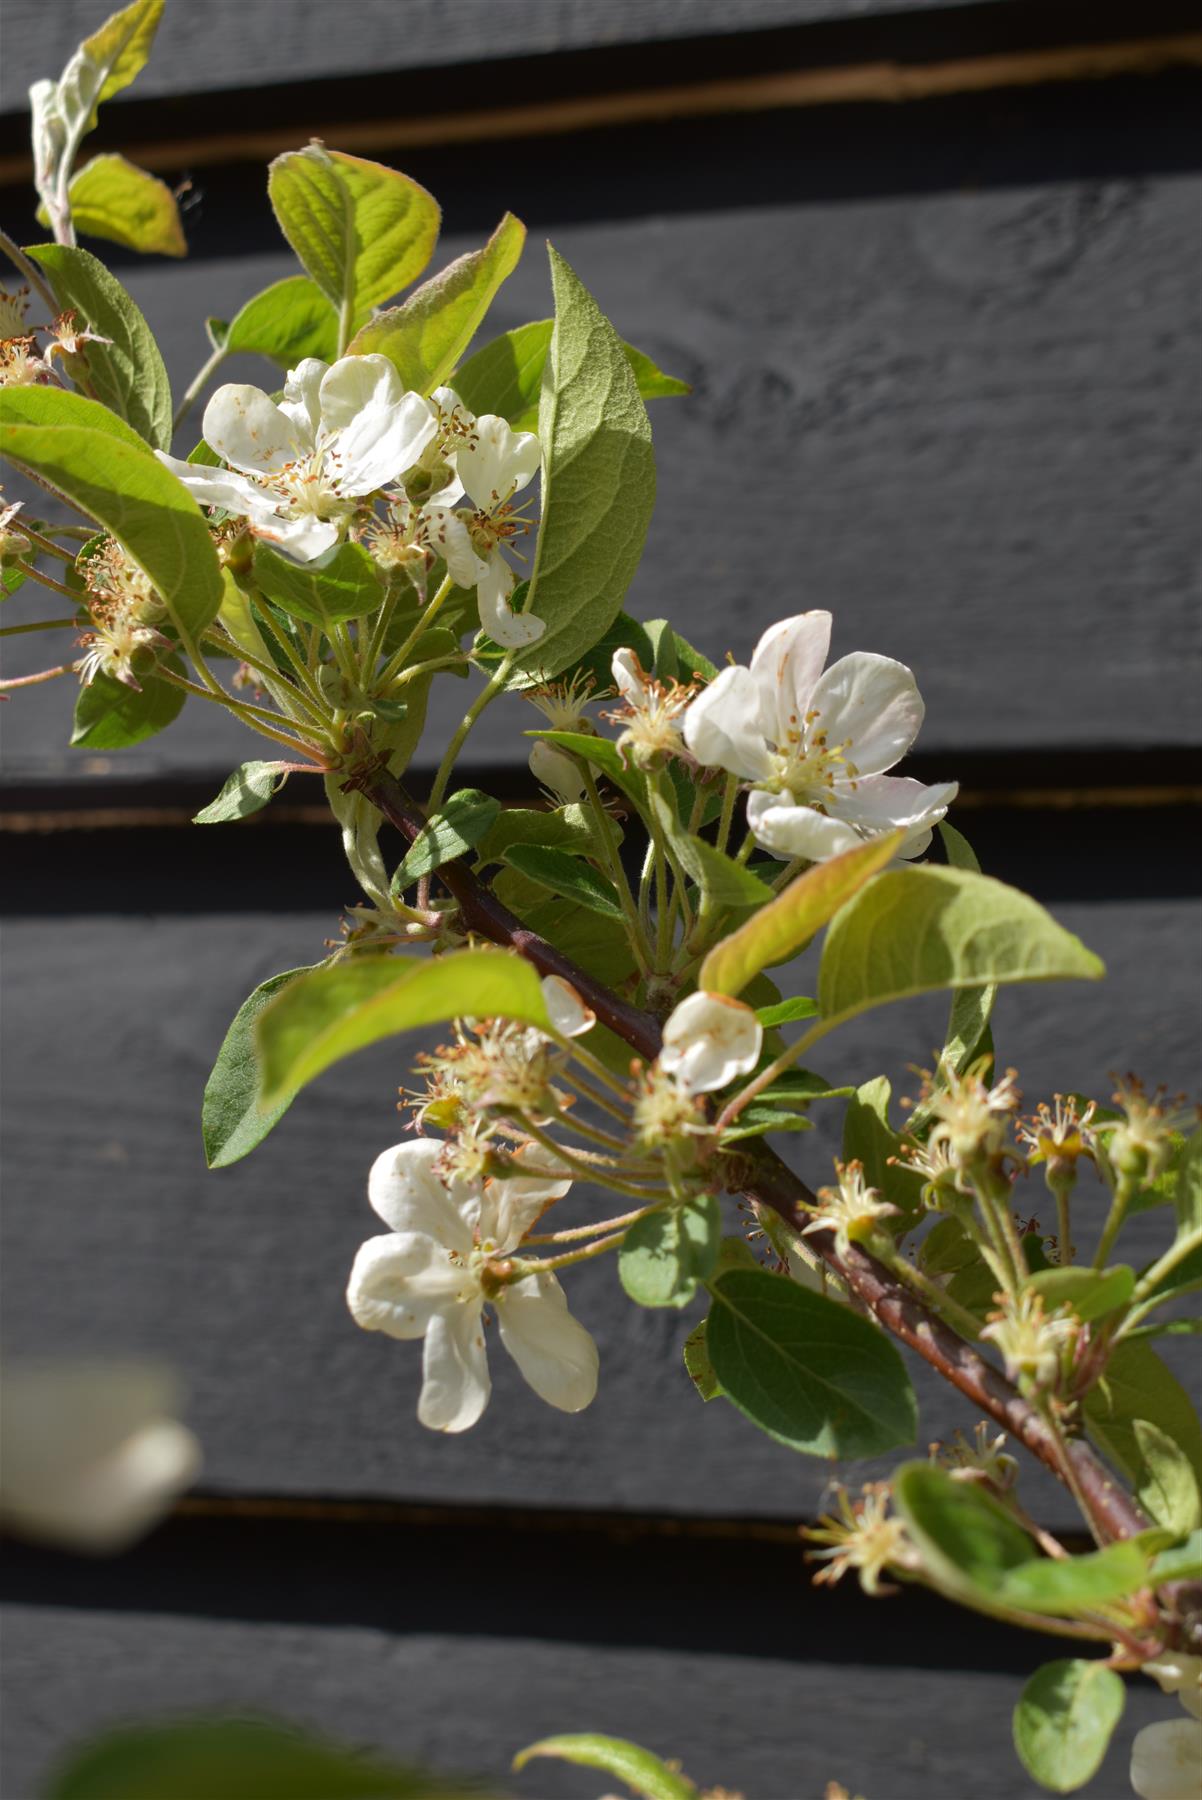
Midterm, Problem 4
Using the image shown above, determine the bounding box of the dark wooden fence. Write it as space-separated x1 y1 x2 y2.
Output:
2 3 1200 1795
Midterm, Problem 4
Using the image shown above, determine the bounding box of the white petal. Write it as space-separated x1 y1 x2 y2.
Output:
0 1361 200 1554
203 384 303 475
806 652 924 776
529 740 587 802
276 358 328 442
660 991 763 1095
317 354 403 430
746 791 861 861
367 1139 478 1246
478 550 545 647
1131 1717 1202 1800
834 775 958 832
497 1273 599 1412
418 1304 491 1432
487 1146 574 1253
1147 1658 1202 1720
154 453 283 524
541 974 595 1038
612 647 650 708
422 504 486 588
255 511 345 562
683 665 774 781
346 1232 474 1339
748 611 832 741
334 389 439 497
458 414 540 511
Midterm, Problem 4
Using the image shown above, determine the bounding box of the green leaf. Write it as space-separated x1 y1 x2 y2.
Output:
348 213 525 393
267 145 440 333
1149 1527 1202 1587
202 966 316 1169
682 1318 721 1401
525 727 647 809
1012 1661 1126 1794
0 377 149 450
25 244 173 448
893 1461 1038 1613
474 803 595 866
393 789 501 887
193 761 285 824
1027 1265 1136 1323
502 843 625 918
219 274 339 368
935 819 996 1077
47 1716 482 1800
76 0 164 115
454 318 689 435
706 1267 917 1458
512 1734 696 1800
842 1077 925 1220
49 155 185 259
520 897 637 989
647 786 774 911
755 996 819 1028
511 248 656 680
252 539 383 627
256 949 548 1106
619 1195 720 1309
1083 1340 1202 1534
71 657 184 749
699 833 902 998
0 421 222 641
818 865 1105 1034
643 617 717 685
998 1541 1152 1614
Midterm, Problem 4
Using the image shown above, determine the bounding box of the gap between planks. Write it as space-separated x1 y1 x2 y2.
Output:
0 32 1199 184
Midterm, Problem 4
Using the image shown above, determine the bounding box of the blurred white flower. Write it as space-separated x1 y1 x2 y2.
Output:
683 610 956 862
347 1138 598 1432
429 400 545 649
158 355 436 560
0 1361 201 1553
540 973 595 1039
660 992 763 1095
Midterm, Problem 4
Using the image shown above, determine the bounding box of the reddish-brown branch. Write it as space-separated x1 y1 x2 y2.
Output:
356 762 1148 1545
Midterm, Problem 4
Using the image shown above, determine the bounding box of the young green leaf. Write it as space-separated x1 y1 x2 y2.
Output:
71 657 185 749
453 317 689 434
502 843 625 918
72 0 164 118
934 817 997 1074
818 865 1105 1033
644 617 717 684
511 248 656 680
215 275 339 369
256 949 548 1106
1027 1264 1136 1324
1012 1660 1126 1794
0 421 222 641
24 244 173 448
647 786 774 912
512 1734 697 1800
998 1541 1152 1615
842 1077 925 1220
1084 1340 1202 1534
473 803 596 866
252 539 383 628
393 789 501 887
699 832 901 998
755 995 819 1028
48 1716 481 1800
44 155 185 259
619 1195 720 1309
893 1461 1038 1615
706 1267 917 1458
348 213 525 393
202 966 316 1169
267 145 440 339
1149 1527 1202 1587
193 761 286 825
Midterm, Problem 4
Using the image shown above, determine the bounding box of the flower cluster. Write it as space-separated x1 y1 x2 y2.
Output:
74 537 170 690
0 288 110 389
158 359 544 648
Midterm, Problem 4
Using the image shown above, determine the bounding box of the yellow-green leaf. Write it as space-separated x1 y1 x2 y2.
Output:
47 154 185 258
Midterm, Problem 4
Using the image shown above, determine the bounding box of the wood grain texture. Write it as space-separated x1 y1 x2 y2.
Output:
2 898 1196 1523
0 0 1014 114
4 98 1199 777
0 1602 1170 1800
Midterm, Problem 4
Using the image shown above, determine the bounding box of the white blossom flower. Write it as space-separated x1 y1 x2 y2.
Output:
801 1160 900 1259
980 1289 1077 1392
683 611 957 862
424 400 544 650
0 1360 201 1552
157 355 437 561
347 1138 598 1432
660 992 763 1095
1132 1663 1202 1800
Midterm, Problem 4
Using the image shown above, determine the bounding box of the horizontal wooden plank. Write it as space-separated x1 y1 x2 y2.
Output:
2 896 1197 1523
0 0 1026 116
3 74 1199 778
0 1598 1170 1800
